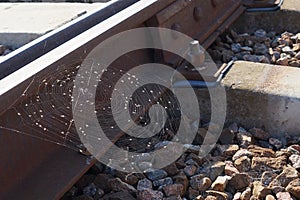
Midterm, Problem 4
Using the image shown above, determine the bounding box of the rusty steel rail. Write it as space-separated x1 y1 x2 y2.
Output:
0 1 175 199
0 0 247 199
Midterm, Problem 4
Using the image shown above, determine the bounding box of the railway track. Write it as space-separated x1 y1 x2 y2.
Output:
0 0 299 199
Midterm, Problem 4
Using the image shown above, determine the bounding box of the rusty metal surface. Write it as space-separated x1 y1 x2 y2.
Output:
243 0 281 8
147 0 244 65
0 0 175 199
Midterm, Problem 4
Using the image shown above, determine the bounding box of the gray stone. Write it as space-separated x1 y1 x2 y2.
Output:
272 51 281 62
138 162 153 172
221 49 234 63
108 178 137 195
245 39 254 47
238 126 247 133
137 189 164 200
232 149 252 161
282 46 294 55
271 37 280 47
94 173 113 193
153 177 173 187
258 140 274 149
187 187 199 199
231 43 242 53
163 163 180 176
219 128 235 145
145 169 168 181
190 175 211 191
254 43 268 55
137 178 153 191
271 186 285 194
188 187 199 199
209 161 225 181
64 186 78 198
261 171 277 186
258 55 270 63
175 154 187 169
75 174 95 190
228 173 251 191
249 128 270 140
74 195 94 200
226 35 234 44
163 184 184 197
103 191 136 200
269 166 299 188
94 188 105 199
254 29 267 38
183 165 197 177
228 122 239 133
236 132 253 148
183 144 200 154
185 153 205 166
289 154 300 169
241 46 253 52
278 38 292 46
82 183 97 197
234 156 251 172
114 171 139 186
163 196 182 200
266 31 277 38
173 172 189 194
269 137 282 149
243 54 259 62
185 159 198 167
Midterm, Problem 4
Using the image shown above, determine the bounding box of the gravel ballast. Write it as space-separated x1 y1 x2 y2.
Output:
208 29 300 68
63 123 300 200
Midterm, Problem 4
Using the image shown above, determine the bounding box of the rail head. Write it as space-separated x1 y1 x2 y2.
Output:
0 0 175 115
0 0 175 199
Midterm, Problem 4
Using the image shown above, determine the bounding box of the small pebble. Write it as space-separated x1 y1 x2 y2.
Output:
269 137 283 149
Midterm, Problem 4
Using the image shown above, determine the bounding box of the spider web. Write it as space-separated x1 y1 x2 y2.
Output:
0 62 82 151
0 52 192 156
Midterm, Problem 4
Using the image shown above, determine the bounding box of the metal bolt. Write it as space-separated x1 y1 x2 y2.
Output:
193 7 202 21
187 40 205 68
171 23 181 39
